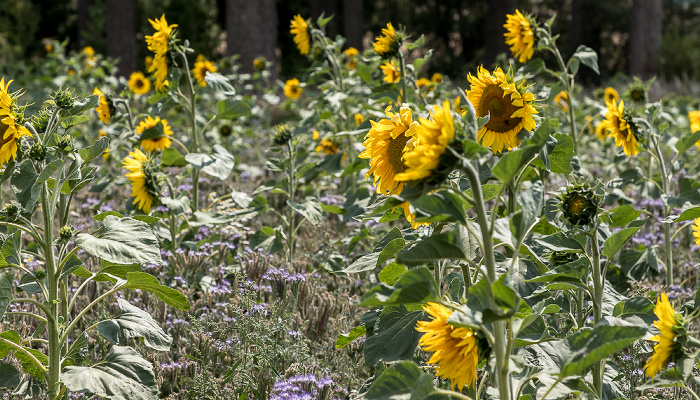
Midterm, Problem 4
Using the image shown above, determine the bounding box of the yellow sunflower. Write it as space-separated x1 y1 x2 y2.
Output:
554 90 569 112
93 87 113 124
83 46 97 69
395 100 455 182
504 10 536 63
600 100 639 156
431 73 443 84
193 55 218 86
394 202 426 230
467 66 538 154
146 14 177 92
254 57 266 71
0 78 31 166
374 23 399 57
128 72 151 95
290 15 311 55
316 138 339 155
135 116 173 153
416 302 479 390
689 111 700 149
693 218 700 250
605 87 619 105
123 149 157 213
344 47 359 69
145 56 153 71
284 78 303 99
312 130 320 140
354 113 365 126
645 293 684 378
358 104 418 195
381 61 400 84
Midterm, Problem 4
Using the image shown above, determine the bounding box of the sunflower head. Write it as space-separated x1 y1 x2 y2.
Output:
219 125 232 137
273 125 292 146
600 99 642 157
604 87 619 105
554 90 569 112
123 149 160 213
315 138 339 155
559 184 599 227
431 73 443 84
693 218 700 250
0 78 32 166
354 113 365 126
93 87 115 124
373 23 402 58
253 57 267 71
380 61 401 84
136 116 173 152
146 14 178 92
416 302 482 389
625 78 649 104
504 10 538 63
644 293 688 378
290 15 311 55
344 47 359 69
467 66 538 154
129 72 151 95
284 78 303 100
193 55 218 86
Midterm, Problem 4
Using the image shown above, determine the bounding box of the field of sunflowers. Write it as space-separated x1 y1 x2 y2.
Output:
0 7 698 400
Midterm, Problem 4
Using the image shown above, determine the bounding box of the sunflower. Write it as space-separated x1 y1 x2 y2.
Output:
316 138 339 155
359 104 418 195
146 14 177 92
374 23 400 57
253 57 266 71
605 87 619 105
416 302 479 390
394 202 427 229
93 87 114 124
693 218 700 250
504 10 536 63
290 15 311 55
284 78 303 99
467 66 537 154
83 46 97 69
395 100 455 182
600 100 639 156
193 55 218 86
689 111 700 149
645 293 685 378
344 47 359 69
354 113 365 126
145 56 153 71
123 149 158 213
128 72 151 95
0 78 31 166
554 91 569 112
416 78 431 89
431 73 443 84
381 61 400 84
135 116 173 152
312 130 320 140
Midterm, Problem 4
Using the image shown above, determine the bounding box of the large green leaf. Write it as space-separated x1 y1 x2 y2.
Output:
288 197 323 226
61 346 158 400
161 147 187 167
0 274 13 320
412 190 467 224
61 95 99 117
11 162 41 213
249 226 283 254
205 73 236 95
396 229 471 265
571 45 599 74
553 325 645 378
78 137 110 164
216 97 250 119
365 361 444 400
602 218 647 259
359 267 440 307
0 330 47 379
492 123 549 184
122 272 190 311
76 216 161 266
364 305 423 365
185 145 235 180
98 299 172 352
0 363 20 390
340 228 404 273
675 130 700 157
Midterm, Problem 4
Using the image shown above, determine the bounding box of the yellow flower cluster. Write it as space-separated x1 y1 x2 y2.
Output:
146 14 177 92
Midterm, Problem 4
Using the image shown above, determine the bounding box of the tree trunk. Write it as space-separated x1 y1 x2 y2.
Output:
343 0 364 50
227 0 278 77
571 0 601 83
629 0 662 79
106 0 136 76
482 0 515 67
77 0 94 49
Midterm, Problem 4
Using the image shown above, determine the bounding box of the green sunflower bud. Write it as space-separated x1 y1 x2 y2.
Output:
559 185 599 227
219 125 232 137
273 125 292 146
34 268 47 281
51 88 77 109
56 135 73 152
59 225 77 242
2 202 20 222
549 251 579 266
29 143 46 161
32 108 52 133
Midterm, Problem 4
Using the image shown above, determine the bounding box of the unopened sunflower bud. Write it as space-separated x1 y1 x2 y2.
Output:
2 203 19 221
560 185 598 227
56 135 73 152
219 125 232 137
32 108 52 132
29 143 46 161
59 225 77 241
549 251 579 266
51 88 77 109
34 268 47 281
273 125 292 146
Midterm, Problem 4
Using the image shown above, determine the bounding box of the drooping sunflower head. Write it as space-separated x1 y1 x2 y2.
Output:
344 47 359 69
146 14 178 92
290 15 311 55
416 302 481 390
135 116 173 153
193 55 218 86
395 100 457 185
381 61 401 84
600 99 641 156
625 77 650 104
559 184 599 227
604 87 619 105
358 103 419 195
644 293 687 378
467 66 538 154
0 78 32 166
373 22 402 58
123 149 159 213
504 10 537 63
93 87 115 124
315 138 339 155
554 90 569 112
273 124 293 146
692 218 700 250
83 46 97 69
284 78 303 100
128 72 151 95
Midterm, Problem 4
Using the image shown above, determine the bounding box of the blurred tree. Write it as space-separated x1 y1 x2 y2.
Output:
482 0 514 67
226 0 278 76
343 0 364 49
629 0 662 78
571 0 601 83
106 0 137 76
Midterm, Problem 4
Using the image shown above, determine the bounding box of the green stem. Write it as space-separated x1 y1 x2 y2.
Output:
398 52 408 104
179 50 200 213
544 31 578 154
589 226 604 396
286 140 296 262
61 287 119 345
41 183 60 400
4 311 47 322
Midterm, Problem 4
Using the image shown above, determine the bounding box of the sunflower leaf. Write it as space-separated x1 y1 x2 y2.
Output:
572 45 599 75
185 145 234 180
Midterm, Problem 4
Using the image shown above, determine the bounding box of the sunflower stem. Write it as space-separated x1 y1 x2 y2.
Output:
286 139 296 263
543 29 578 154
398 52 408 105
178 50 200 213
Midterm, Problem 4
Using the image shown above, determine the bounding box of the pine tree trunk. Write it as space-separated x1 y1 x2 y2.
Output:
226 0 278 77
629 0 662 79
343 0 364 50
482 0 515 67
106 0 136 76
